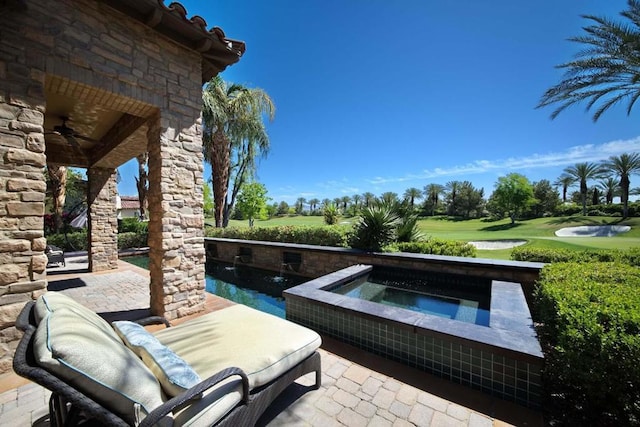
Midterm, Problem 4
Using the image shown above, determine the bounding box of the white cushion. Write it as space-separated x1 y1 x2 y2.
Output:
113 321 202 397
33 309 166 425
154 304 322 389
34 293 120 342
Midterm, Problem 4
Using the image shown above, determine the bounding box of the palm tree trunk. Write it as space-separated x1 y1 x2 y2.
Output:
48 165 67 233
136 153 148 219
580 181 587 215
621 175 630 219
212 130 230 227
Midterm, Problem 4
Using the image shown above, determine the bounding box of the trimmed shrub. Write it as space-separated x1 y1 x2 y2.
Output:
393 239 476 257
119 217 148 234
118 232 148 249
205 225 350 247
46 231 87 251
535 262 640 425
512 247 640 265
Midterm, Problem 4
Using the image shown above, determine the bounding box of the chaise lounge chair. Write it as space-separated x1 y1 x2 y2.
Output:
13 293 322 426
45 245 65 267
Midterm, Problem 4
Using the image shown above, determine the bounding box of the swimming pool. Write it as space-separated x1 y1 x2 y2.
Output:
122 256 305 318
205 261 306 318
331 267 490 326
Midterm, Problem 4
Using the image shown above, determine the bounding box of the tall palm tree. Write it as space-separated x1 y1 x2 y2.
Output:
553 174 576 203
563 162 603 215
202 76 275 227
340 195 351 210
295 197 307 214
135 152 148 219
601 152 640 218
47 164 67 233
424 183 444 216
598 176 620 204
352 194 362 210
538 1 640 121
445 181 461 216
362 192 375 207
403 187 422 209
308 198 320 212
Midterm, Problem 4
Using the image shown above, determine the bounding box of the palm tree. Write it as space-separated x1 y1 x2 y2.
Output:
202 76 275 227
563 162 603 215
553 174 576 203
380 192 399 205
47 164 67 233
352 194 362 210
445 181 461 216
403 187 422 209
340 196 351 210
308 198 320 212
135 153 148 219
295 197 307 214
424 183 444 216
601 152 640 218
362 192 375 207
598 176 620 204
538 1 640 121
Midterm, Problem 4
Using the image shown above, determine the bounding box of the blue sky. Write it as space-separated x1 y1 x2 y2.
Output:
116 0 640 204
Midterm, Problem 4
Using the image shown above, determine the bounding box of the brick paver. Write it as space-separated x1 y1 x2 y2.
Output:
0 256 543 426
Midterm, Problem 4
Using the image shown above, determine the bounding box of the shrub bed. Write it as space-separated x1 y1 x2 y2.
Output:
512 247 640 265
205 225 350 247
535 262 640 425
118 232 148 250
46 232 87 251
392 239 476 257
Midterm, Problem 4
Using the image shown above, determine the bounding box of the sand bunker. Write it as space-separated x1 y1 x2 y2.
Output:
468 240 527 250
555 225 631 237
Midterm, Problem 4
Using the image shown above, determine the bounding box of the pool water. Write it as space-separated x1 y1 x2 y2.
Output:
332 268 490 326
205 262 306 318
122 256 306 318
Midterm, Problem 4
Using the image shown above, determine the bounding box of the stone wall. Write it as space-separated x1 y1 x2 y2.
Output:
87 167 118 271
0 0 208 372
205 238 544 301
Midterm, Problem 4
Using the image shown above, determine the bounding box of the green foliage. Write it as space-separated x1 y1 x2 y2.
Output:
206 225 350 247
203 181 214 217
118 232 148 249
490 173 534 223
118 217 148 234
511 246 640 265
323 203 340 225
392 239 476 257
552 203 582 216
349 204 400 251
535 262 640 425
46 232 88 251
236 182 269 226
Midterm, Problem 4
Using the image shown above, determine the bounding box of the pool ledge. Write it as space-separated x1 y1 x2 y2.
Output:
284 264 543 362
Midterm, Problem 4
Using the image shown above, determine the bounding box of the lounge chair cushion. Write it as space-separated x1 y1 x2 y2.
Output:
34 293 120 342
113 321 202 397
154 304 322 389
33 308 166 425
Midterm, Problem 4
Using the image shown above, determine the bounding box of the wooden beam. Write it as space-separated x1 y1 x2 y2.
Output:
45 146 89 168
89 114 148 167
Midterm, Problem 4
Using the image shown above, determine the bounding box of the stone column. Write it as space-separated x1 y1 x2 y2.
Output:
87 167 118 272
0 101 48 373
147 113 206 320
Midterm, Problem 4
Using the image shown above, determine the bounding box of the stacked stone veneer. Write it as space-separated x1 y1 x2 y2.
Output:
0 0 208 372
0 104 48 373
87 167 119 271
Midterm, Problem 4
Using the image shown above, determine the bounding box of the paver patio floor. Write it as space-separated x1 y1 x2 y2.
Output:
0 256 543 426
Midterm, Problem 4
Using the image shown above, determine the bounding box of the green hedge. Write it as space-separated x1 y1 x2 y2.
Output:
512 247 640 266
119 217 148 234
391 239 476 257
535 262 640 425
46 232 87 251
205 225 350 247
118 232 148 250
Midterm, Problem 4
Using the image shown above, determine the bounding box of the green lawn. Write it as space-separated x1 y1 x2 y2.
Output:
205 214 640 260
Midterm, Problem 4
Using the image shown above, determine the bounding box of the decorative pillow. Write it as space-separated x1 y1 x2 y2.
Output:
34 309 165 425
113 321 202 397
34 293 120 342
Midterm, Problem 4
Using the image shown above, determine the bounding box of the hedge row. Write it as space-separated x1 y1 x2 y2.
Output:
511 247 640 266
535 262 640 425
391 239 477 257
46 231 148 251
205 225 350 247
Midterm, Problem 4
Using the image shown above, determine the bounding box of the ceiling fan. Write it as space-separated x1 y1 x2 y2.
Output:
45 116 96 147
